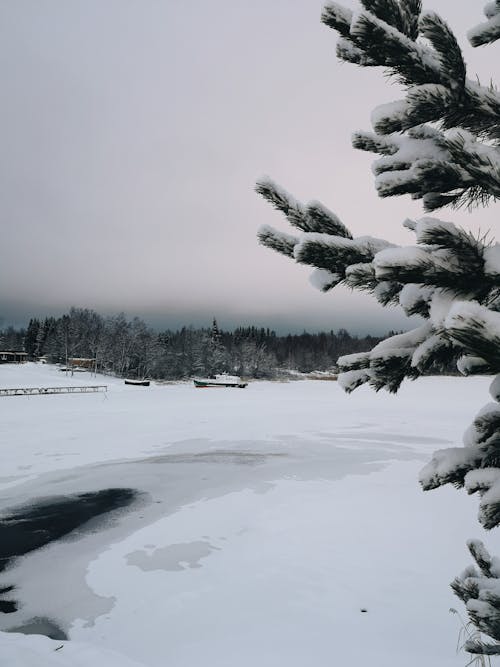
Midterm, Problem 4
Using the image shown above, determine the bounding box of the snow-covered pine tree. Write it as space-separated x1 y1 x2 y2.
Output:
24 318 40 359
207 318 229 375
257 0 500 656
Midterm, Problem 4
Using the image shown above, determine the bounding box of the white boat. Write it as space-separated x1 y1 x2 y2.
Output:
193 374 247 388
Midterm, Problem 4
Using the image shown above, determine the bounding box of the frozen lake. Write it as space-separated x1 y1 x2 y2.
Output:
0 363 496 666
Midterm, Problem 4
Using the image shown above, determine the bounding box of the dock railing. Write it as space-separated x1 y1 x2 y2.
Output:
0 385 108 397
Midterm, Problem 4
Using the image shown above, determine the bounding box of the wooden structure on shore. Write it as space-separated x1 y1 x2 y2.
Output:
0 385 107 397
68 358 96 370
0 351 28 364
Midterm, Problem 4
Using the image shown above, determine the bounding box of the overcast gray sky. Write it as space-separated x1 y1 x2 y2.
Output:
1 0 499 334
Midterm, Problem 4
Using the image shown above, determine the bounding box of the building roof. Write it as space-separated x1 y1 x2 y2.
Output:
0 351 28 355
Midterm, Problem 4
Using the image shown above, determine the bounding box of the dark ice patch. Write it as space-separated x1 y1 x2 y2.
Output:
0 488 138 573
0 586 16 613
7 617 68 640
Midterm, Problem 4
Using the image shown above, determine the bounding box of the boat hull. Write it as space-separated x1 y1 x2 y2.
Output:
124 379 150 386
193 379 247 389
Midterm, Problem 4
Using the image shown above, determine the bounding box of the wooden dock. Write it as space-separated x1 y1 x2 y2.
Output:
0 385 108 397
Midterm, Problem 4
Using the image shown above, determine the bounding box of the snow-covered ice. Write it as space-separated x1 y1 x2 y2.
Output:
0 363 496 666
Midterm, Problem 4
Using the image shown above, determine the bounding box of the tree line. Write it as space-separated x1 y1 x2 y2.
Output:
0 307 384 379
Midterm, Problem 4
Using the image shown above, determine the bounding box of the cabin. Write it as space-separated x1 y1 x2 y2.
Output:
0 351 28 364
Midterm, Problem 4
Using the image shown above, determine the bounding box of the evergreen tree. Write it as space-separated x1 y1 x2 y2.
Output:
206 318 229 375
35 318 49 357
24 318 40 359
257 0 500 656
0 326 25 351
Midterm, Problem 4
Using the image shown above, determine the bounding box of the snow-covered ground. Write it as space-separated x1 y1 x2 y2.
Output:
0 362 497 666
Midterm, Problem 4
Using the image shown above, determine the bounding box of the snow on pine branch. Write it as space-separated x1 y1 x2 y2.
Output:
255 177 352 237
410 332 453 371
398 283 433 317
337 323 431 393
373 247 474 296
362 124 500 210
413 217 485 275
337 311 466 394
355 125 500 210
373 216 491 296
337 368 370 392
374 80 500 147
371 322 432 353
309 268 343 292
257 225 297 258
256 177 311 232
347 9 441 86
294 233 393 272
321 1 500 212
468 1 500 47
257 178 500 393
256 177 393 293
456 355 493 376
258 175 496 308
420 384 500 528
451 540 500 654
321 2 353 38
324 2 500 138
306 201 352 238
257 177 500 383
444 301 500 372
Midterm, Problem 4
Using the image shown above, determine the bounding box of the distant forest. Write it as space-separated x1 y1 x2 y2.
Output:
0 308 386 379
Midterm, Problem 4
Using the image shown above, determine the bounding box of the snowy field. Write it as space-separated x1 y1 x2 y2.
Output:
0 362 497 666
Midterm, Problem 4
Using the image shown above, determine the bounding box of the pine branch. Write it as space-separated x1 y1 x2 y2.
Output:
398 283 433 317
323 1 500 216
419 12 466 89
373 280 402 306
321 2 353 37
325 3 500 140
451 566 480 604
255 177 397 297
411 332 457 374
420 400 500 496
369 348 419 392
255 177 312 232
445 303 500 372
257 225 297 258
468 539 497 578
465 639 500 655
306 201 353 238
255 178 353 235
344 261 377 292
349 10 440 86
360 0 420 39
309 268 343 292
295 233 391 273
337 351 371 372
355 125 500 212
337 368 371 392
374 246 476 296
468 2 500 47
352 130 399 154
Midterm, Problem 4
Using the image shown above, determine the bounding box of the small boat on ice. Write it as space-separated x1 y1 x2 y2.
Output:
124 379 150 386
193 374 247 389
